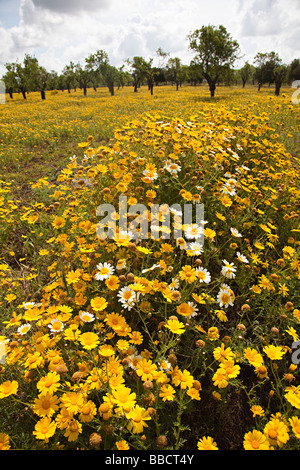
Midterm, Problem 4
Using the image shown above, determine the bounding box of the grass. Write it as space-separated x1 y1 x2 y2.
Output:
1 84 299 195
0 83 299 451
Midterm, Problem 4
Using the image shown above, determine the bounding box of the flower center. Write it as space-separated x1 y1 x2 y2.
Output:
52 321 62 330
42 400 51 410
123 291 132 300
221 293 230 303
44 378 53 387
251 440 260 449
268 429 278 440
100 268 109 275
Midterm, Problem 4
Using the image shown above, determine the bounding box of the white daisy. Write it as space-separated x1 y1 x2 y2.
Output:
170 207 183 217
176 238 188 250
143 169 158 181
95 262 115 280
221 260 237 279
196 267 211 283
169 278 180 290
116 259 127 270
117 230 134 242
236 252 249 264
221 184 236 196
217 284 235 308
128 353 143 370
17 323 31 335
142 263 160 274
159 360 172 371
226 177 237 186
79 311 95 323
164 159 181 175
184 224 204 240
230 227 242 238
186 301 199 318
23 302 37 310
48 318 64 333
188 242 204 256
117 286 137 310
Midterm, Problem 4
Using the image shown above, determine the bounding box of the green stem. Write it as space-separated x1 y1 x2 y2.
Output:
174 388 185 450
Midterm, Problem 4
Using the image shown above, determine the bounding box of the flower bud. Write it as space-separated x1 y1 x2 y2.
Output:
56 364 68 375
157 435 168 447
89 433 102 448
143 380 153 391
271 327 279 335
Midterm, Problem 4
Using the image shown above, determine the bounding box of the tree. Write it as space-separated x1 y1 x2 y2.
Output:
126 56 161 95
143 58 156 95
62 62 77 93
86 50 117 96
254 52 279 90
4 55 50 100
75 64 91 96
254 52 286 95
23 55 51 100
4 60 28 99
188 60 203 86
287 59 300 84
220 66 235 86
126 56 147 92
46 70 59 91
115 65 132 89
166 57 187 90
156 48 169 68
239 61 254 88
274 65 287 96
2 63 18 98
36 65 49 100
188 25 240 97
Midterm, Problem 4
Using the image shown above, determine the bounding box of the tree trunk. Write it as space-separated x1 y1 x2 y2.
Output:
275 80 281 96
108 82 114 96
242 79 246 88
83 85 87 96
204 73 217 98
21 89 26 99
208 79 216 97
41 90 46 100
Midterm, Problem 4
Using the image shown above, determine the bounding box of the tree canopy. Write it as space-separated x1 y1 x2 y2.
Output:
188 25 241 96
1 25 298 100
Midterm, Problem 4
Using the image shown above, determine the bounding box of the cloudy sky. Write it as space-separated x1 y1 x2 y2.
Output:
0 0 299 76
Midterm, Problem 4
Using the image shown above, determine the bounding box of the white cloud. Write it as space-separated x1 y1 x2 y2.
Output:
32 0 109 14
238 0 284 37
0 0 299 77
236 0 300 63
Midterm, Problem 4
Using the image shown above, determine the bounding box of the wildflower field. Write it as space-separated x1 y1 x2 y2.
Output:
0 84 299 451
